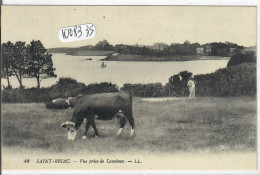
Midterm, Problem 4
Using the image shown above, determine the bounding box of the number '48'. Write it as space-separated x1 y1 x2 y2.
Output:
23 159 30 163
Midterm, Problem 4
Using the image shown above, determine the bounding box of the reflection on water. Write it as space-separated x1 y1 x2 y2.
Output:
2 53 228 88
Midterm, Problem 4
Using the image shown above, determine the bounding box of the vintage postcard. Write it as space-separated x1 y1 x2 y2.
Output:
1 5 257 171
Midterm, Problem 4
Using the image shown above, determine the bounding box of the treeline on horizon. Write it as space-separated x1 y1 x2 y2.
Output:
48 40 245 57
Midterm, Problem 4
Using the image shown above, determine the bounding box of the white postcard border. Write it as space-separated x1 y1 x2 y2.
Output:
1 0 260 175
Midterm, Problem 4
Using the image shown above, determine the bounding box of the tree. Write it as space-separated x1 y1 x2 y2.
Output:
27 40 57 88
179 71 192 81
167 71 192 96
1 42 14 89
184 40 190 45
95 40 114 50
10 41 29 88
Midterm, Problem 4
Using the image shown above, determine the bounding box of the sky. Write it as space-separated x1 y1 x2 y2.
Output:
1 6 257 48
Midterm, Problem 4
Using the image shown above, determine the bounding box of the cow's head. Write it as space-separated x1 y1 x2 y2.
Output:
61 121 77 140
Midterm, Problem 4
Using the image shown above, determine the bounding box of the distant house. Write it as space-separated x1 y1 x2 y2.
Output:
170 43 178 46
196 47 204 55
152 43 168 50
242 46 256 56
132 44 148 48
205 45 211 55
243 46 256 52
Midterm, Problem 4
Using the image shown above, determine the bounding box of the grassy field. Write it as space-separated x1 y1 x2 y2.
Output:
1 97 256 154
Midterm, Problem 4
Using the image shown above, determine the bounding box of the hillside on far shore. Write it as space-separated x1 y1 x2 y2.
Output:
47 48 231 61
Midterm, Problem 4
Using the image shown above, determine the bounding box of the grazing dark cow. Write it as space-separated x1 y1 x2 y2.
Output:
46 94 82 109
61 91 134 140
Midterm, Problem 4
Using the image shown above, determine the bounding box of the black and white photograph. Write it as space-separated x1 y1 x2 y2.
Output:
1 5 257 170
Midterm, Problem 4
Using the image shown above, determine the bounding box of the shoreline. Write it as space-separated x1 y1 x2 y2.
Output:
49 52 230 61
102 54 230 62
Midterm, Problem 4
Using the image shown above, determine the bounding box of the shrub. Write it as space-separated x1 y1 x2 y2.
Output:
179 71 192 81
121 83 163 97
85 82 119 94
195 63 256 96
2 78 119 103
227 52 256 67
166 71 193 97
48 77 87 98
166 63 256 97
166 80 190 97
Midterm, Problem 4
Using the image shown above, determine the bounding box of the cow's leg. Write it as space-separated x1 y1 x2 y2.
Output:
127 116 135 136
82 120 91 139
90 120 99 137
117 116 126 136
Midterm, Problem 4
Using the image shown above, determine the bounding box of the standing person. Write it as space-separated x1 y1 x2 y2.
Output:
178 74 183 82
187 77 196 98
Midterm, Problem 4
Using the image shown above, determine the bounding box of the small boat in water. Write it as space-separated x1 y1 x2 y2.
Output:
101 62 106 68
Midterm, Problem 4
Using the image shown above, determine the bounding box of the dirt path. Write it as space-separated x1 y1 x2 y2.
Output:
141 97 189 102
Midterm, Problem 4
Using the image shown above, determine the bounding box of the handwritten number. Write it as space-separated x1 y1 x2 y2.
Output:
61 29 69 39
61 24 94 40
86 24 94 37
72 26 82 38
89 25 94 37
73 26 77 37
77 26 82 38
86 26 89 37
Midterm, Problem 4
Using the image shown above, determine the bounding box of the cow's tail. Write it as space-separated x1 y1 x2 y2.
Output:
130 93 133 118
128 92 134 129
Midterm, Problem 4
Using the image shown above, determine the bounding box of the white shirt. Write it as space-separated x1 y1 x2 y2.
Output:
187 80 195 88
